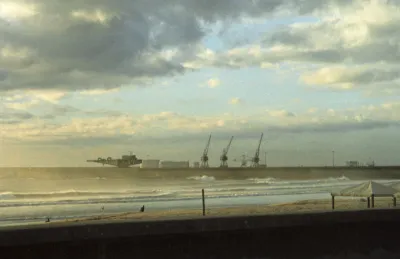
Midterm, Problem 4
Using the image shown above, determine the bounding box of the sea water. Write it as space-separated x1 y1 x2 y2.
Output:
0 167 399 226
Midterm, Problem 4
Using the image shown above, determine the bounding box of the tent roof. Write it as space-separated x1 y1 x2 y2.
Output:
390 182 400 191
333 181 397 197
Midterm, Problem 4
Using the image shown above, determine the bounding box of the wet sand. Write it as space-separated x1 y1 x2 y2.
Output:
60 197 397 224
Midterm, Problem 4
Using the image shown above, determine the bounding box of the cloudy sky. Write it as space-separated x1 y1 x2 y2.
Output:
0 0 399 167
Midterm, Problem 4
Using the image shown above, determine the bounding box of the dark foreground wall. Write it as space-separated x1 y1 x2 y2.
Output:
1 209 400 259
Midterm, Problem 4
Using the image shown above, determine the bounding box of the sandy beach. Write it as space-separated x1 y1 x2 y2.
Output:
59 197 397 224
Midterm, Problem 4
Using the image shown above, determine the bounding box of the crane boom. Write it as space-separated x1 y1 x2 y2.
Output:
201 134 211 168
220 136 234 167
223 136 234 155
203 134 211 156
252 133 264 167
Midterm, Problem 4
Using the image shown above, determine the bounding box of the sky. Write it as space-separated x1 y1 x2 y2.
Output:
0 0 400 167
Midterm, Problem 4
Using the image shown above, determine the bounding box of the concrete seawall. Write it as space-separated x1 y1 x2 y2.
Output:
1 209 400 258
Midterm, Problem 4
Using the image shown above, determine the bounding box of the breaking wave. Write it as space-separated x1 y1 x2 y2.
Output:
247 175 350 184
0 189 167 199
186 175 216 181
0 174 398 210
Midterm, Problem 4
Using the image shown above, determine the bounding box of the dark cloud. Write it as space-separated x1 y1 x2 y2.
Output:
0 109 34 124
40 104 80 119
1 0 355 92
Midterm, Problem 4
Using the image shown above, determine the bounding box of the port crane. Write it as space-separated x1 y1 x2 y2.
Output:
251 133 264 167
220 136 234 167
200 134 211 168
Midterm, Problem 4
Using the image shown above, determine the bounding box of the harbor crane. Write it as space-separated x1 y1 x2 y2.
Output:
200 134 211 168
220 136 234 168
251 133 264 167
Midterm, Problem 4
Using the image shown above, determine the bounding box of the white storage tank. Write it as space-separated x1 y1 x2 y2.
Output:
159 160 190 168
140 159 160 169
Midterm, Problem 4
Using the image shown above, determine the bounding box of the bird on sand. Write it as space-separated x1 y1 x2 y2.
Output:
140 205 145 212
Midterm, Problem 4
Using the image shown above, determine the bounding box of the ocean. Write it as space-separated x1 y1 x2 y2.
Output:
0 167 399 226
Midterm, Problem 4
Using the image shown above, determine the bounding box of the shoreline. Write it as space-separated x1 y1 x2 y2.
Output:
55 197 396 224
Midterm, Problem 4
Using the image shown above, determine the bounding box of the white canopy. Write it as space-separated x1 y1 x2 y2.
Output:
333 181 397 197
390 182 400 191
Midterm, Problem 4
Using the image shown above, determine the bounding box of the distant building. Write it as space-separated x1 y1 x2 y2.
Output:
346 161 360 167
159 160 190 168
140 159 160 169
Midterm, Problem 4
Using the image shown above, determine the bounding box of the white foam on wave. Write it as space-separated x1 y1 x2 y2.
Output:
0 188 168 201
248 175 350 184
0 175 396 210
247 177 277 184
0 192 16 200
187 175 216 181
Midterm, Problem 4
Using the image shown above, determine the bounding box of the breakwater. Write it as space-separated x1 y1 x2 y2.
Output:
1 209 400 258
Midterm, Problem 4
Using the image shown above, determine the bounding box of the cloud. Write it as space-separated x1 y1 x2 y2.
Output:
0 0 367 93
2 90 69 112
183 1 400 94
79 88 120 96
0 2 37 21
229 97 243 105
207 78 221 88
1 101 400 144
300 65 400 90
0 0 294 92
267 109 295 118
0 1 204 92
308 108 318 113
4 98 40 110
0 107 34 124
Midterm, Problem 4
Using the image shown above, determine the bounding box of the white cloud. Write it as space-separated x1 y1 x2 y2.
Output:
2 90 68 113
180 1 400 95
1 101 400 143
4 99 40 110
308 108 318 113
0 2 37 21
229 97 242 105
2 0 369 93
207 78 221 88
2 0 322 93
267 109 295 118
30 90 67 103
70 9 114 25
300 65 400 90
79 88 120 96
